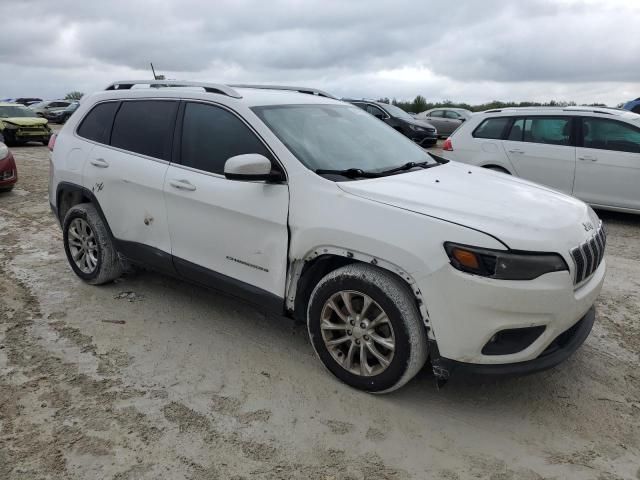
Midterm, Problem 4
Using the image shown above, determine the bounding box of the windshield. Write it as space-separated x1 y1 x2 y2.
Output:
0 105 38 118
253 104 434 173
380 103 414 121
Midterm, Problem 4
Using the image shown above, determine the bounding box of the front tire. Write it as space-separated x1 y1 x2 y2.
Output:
63 203 123 285
307 264 428 393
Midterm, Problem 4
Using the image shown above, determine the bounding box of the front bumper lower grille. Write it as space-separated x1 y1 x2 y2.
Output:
570 223 606 284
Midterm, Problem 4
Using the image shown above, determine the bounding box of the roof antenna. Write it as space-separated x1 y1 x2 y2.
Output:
150 62 158 80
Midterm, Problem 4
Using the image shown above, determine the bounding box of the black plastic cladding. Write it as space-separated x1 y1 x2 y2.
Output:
570 224 606 284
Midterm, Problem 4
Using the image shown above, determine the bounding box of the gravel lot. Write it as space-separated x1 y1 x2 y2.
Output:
1 137 639 480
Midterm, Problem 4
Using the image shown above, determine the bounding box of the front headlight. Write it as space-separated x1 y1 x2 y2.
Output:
444 242 568 280
409 124 425 132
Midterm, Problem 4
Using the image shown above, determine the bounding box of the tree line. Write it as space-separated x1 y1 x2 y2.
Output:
376 95 611 113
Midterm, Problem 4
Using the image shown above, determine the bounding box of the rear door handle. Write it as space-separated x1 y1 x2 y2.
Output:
508 149 524 154
89 158 109 168
578 155 597 161
169 179 197 191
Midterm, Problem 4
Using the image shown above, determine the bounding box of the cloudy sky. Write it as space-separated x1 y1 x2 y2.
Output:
1 0 639 105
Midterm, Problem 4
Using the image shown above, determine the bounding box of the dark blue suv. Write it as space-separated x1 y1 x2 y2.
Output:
623 97 640 114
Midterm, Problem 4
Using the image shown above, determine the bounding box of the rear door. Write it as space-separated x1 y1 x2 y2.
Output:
425 110 448 133
573 117 640 210
81 99 176 263
443 110 465 136
502 116 576 194
163 101 289 300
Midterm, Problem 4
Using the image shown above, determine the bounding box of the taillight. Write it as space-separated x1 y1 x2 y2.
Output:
48 133 57 152
443 137 453 151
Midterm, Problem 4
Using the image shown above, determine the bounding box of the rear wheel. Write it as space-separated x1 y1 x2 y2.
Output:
307 264 428 393
63 203 123 285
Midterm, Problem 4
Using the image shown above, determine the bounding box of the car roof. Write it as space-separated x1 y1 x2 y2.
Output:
477 106 639 120
0 102 27 107
87 81 346 108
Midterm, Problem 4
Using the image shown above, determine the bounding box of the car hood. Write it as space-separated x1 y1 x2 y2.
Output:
2 117 48 127
337 161 598 253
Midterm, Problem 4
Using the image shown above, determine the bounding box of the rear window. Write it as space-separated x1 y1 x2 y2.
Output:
111 100 178 160
472 117 510 139
77 102 120 144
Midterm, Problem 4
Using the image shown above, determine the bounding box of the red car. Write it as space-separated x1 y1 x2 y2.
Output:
0 142 17 191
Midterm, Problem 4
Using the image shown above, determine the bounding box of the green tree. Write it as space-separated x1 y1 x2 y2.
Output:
64 91 84 100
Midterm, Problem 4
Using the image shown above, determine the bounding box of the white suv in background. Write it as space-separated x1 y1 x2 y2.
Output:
441 107 640 213
49 81 605 392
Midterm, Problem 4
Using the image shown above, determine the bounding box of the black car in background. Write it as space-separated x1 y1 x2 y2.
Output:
14 97 42 106
42 102 79 123
344 99 438 147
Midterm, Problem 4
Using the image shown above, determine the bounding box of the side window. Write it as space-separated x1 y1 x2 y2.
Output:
77 102 120 144
507 118 525 141
523 117 571 146
582 118 640 153
352 103 367 111
429 110 444 118
365 105 386 119
180 102 273 175
444 111 460 119
472 117 510 139
111 100 178 160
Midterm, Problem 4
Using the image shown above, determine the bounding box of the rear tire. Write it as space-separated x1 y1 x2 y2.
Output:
307 264 428 393
63 203 123 285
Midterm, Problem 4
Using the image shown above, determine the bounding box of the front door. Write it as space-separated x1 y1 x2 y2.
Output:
164 101 289 301
573 117 640 210
502 116 576 194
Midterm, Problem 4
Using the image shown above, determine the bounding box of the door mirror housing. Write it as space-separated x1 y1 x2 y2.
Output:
224 154 284 182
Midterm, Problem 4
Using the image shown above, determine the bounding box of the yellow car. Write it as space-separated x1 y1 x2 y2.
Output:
0 102 52 146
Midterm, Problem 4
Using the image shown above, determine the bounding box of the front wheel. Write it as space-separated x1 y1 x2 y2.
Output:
307 264 428 393
63 203 123 285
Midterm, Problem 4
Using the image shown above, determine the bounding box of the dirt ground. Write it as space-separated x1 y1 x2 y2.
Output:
0 137 639 480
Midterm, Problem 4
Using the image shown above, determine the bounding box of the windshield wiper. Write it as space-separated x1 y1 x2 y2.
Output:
376 161 439 176
315 168 382 179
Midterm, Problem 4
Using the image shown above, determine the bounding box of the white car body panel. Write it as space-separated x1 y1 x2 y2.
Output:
163 164 290 297
574 146 640 211
82 143 172 253
502 140 576 195
49 87 607 368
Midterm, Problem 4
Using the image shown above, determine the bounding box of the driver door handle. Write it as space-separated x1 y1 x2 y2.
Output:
169 179 197 191
508 149 524 154
578 155 597 161
90 158 109 168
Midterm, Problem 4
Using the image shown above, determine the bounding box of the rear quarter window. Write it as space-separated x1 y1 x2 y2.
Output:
77 102 120 145
472 117 510 139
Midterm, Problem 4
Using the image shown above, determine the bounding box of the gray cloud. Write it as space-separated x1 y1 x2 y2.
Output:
0 0 638 104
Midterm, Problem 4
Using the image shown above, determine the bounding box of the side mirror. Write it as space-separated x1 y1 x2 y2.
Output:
224 154 284 182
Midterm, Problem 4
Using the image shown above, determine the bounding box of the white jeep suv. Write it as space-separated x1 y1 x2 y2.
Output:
441 107 640 213
49 81 605 392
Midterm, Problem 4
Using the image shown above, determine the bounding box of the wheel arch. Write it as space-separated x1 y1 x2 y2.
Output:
55 182 115 240
286 246 432 336
481 164 512 174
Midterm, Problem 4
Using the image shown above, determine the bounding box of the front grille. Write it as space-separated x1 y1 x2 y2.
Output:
570 223 606 284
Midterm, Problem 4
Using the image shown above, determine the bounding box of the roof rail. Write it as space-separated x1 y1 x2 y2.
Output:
230 84 336 99
104 80 242 99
